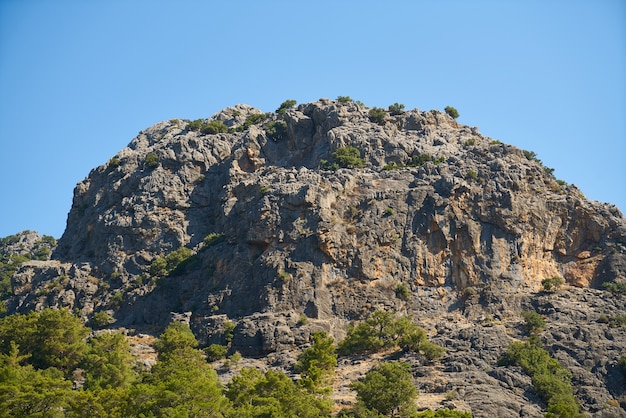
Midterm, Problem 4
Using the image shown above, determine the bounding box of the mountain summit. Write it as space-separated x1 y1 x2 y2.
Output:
3 98 626 415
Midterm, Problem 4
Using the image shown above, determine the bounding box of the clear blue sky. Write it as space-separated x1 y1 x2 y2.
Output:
1 0 624 238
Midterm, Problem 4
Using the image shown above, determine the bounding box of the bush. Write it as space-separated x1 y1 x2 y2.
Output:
204 344 228 361
603 281 626 295
337 96 353 103
499 338 582 417
265 120 288 140
200 120 228 135
542 276 564 292
203 232 225 247
522 310 546 334
337 310 444 359
276 99 297 114
144 152 159 168
241 113 267 130
368 107 386 125
444 106 459 119
149 247 194 278
395 283 410 301
91 311 114 328
187 119 204 131
350 361 417 417
388 103 405 115
465 169 478 181
295 331 337 391
332 146 364 168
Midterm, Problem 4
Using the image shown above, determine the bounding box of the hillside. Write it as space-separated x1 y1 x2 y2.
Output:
2 98 625 416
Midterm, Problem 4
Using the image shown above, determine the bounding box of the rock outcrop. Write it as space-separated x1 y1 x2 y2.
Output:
3 99 626 416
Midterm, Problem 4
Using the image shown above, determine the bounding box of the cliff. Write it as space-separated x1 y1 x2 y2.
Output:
3 99 626 416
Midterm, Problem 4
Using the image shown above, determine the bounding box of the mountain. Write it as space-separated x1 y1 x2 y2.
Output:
2 98 625 416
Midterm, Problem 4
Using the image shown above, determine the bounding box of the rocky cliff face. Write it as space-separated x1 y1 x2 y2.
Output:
4 99 626 416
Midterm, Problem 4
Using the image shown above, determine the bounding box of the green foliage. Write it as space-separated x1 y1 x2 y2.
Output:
395 283 410 301
350 361 417 417
91 310 114 328
203 232 226 247
465 169 478 181
265 120 288 140
107 291 124 309
521 310 546 334
82 332 135 390
337 96 353 103
368 107 387 125
523 149 539 161
320 159 339 171
128 340 228 417
332 146 364 168
603 281 626 295
388 102 405 115
276 99 297 114
153 321 198 360
297 313 309 326
226 367 332 417
295 331 337 392
444 106 459 119
500 338 582 417
542 276 565 292
223 320 236 344
144 152 159 168
241 113 268 130
187 118 204 131
338 310 444 359
108 156 121 169
0 308 89 375
149 246 194 278
598 314 626 328
205 343 228 361
0 344 73 418
201 120 229 134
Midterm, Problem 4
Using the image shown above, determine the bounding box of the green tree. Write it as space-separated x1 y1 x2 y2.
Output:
276 99 297 114
521 310 546 335
499 338 582 418
149 246 194 278
350 361 417 417
201 120 228 134
444 106 459 119
295 331 337 392
332 146 364 168
153 321 198 360
338 310 444 359
388 103 405 115
0 308 89 375
542 276 564 292
82 332 136 390
337 96 353 103
126 345 228 417
368 107 387 125
0 342 73 418
225 368 332 418
265 120 288 140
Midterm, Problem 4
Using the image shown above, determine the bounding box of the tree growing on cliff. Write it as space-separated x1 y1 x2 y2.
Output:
350 361 417 417
444 106 459 119
294 331 337 392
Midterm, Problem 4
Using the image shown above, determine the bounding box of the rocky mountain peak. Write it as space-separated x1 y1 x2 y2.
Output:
3 98 625 416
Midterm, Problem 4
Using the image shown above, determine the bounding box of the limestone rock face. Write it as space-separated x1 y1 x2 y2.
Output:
3 99 626 416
